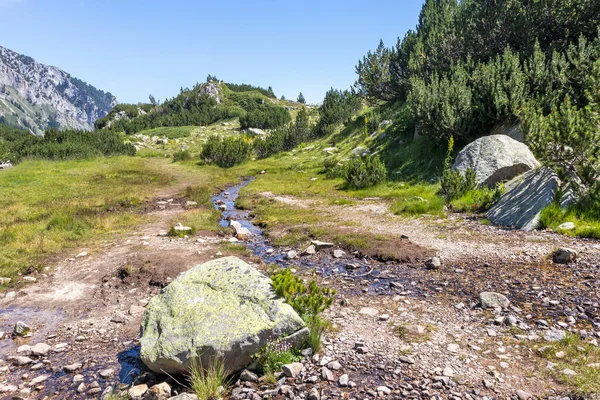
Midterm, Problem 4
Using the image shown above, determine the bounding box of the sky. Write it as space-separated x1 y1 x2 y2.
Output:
0 0 424 105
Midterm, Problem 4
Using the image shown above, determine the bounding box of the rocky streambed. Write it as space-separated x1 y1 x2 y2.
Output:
0 178 599 399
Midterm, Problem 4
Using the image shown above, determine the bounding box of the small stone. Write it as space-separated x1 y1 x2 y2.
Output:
447 343 460 353
77 383 86 393
555 351 566 359
29 374 50 386
99 368 114 378
311 240 334 250
338 374 349 387
73 375 84 383
302 245 316 256
128 384 149 399
480 292 510 309
146 382 171 399
442 367 454 377
359 307 379 317
553 247 577 264
377 386 392 395
321 367 334 381
327 360 342 370
398 356 415 364
308 388 320 400
240 369 259 382
285 250 298 260
516 390 532 400
562 368 577 376
30 343 51 357
333 249 345 258
425 257 442 270
13 321 30 337
378 314 390 321
544 330 566 342
282 362 303 378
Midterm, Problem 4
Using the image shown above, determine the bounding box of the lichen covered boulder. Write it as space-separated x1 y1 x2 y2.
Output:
452 135 540 187
140 257 307 375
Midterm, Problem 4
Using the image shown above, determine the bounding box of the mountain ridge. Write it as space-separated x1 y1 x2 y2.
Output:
0 45 117 135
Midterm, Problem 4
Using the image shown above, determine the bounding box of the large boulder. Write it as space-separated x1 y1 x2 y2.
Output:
487 167 559 231
140 257 307 375
452 135 540 187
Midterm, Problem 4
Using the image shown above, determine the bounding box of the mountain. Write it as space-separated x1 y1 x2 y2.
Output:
0 45 117 135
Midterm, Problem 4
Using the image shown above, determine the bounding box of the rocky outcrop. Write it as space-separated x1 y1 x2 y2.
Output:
487 167 559 231
140 257 307 375
0 46 116 135
452 135 540 187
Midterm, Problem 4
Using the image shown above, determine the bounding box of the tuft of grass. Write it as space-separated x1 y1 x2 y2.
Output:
220 242 251 256
189 355 231 400
253 340 302 377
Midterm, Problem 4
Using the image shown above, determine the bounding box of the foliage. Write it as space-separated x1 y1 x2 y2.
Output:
239 102 291 130
355 40 394 103
315 88 362 136
297 92 306 104
439 136 477 202
342 155 387 189
0 125 135 163
201 135 253 168
253 109 313 159
252 339 301 376
450 186 504 213
173 149 192 162
271 269 335 351
189 355 230 400
223 82 276 98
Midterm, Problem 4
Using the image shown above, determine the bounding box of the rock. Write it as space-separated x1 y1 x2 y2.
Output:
128 384 149 400
480 292 511 309
302 245 316 256
282 362 303 378
333 249 345 258
173 223 192 232
285 250 298 260
13 321 30 337
10 356 33 365
248 128 266 136
0 384 18 393
452 134 540 187
398 356 415 364
168 395 198 400
447 343 460 353
30 343 51 357
327 360 342 370
442 367 454 377
425 257 442 270
544 330 566 342
64 363 83 373
307 388 320 400
29 374 50 386
487 167 560 231
358 307 379 317
311 240 334 250
562 368 577 376
557 222 576 231
240 369 259 382
553 247 578 264
338 374 349 386
377 386 392 396
0 162 13 170
99 368 114 378
0 277 11 285
229 220 251 240
145 382 171 400
516 390 532 400
321 367 334 381
140 257 307 374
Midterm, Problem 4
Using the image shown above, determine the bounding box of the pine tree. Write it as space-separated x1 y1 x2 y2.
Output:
297 92 306 104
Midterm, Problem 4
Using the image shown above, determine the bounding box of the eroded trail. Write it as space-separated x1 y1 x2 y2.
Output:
0 179 599 399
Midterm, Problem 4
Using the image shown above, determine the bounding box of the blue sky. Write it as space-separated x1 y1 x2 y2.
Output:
0 0 423 104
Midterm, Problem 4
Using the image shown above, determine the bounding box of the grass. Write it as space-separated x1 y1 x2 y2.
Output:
0 157 242 283
219 242 251 256
189 355 231 400
135 126 198 139
253 340 302 377
537 333 600 395
541 202 600 239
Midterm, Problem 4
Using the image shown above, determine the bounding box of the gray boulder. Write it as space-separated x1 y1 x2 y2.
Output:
480 292 511 309
487 167 559 231
248 128 266 137
452 135 540 187
140 257 307 375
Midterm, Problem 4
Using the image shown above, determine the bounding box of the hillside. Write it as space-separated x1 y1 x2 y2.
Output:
0 45 116 135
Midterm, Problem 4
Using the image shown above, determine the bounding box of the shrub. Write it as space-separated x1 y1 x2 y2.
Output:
173 149 192 162
239 104 291 130
342 155 387 189
439 136 477 203
189 355 230 400
322 157 344 179
271 269 335 352
201 135 253 168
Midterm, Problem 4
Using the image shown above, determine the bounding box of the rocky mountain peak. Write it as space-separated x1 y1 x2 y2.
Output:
0 45 117 135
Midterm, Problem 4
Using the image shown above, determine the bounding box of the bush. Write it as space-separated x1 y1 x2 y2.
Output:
271 269 335 352
201 135 253 168
322 157 344 179
439 136 477 203
173 149 192 162
342 155 387 189
239 104 291 130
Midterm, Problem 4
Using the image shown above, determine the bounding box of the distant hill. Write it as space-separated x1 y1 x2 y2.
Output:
0 45 117 135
